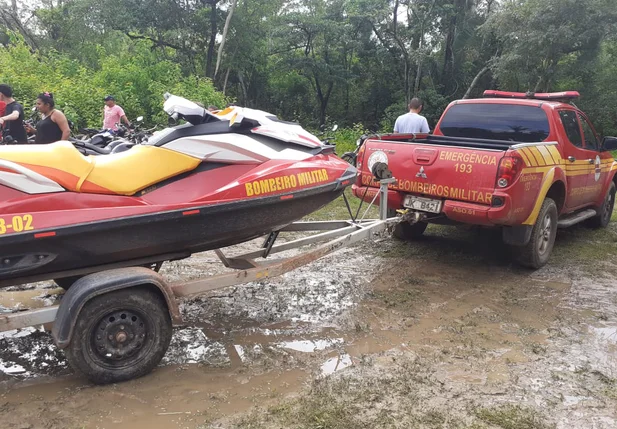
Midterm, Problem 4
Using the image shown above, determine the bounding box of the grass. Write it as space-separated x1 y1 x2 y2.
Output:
474 405 555 429
549 209 617 268
304 189 379 221
222 351 560 429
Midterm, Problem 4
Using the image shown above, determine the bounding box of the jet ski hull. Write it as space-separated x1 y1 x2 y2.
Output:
0 181 348 286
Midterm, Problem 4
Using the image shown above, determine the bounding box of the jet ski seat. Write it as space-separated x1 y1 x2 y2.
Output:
0 141 201 195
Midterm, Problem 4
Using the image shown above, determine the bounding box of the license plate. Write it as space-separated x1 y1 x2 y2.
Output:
403 195 442 213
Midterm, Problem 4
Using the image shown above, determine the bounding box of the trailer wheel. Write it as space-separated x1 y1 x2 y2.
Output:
589 182 616 228
393 221 428 240
515 198 557 269
65 286 172 384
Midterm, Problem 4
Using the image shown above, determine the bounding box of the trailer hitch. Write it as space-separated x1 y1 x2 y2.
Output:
396 209 427 225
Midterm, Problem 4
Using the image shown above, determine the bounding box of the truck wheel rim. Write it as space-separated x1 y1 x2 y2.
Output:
538 214 552 255
89 308 152 369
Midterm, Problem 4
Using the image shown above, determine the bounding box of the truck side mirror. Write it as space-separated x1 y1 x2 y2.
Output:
602 136 617 151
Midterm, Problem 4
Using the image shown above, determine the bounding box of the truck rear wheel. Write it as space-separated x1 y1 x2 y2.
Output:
65 287 172 384
393 221 428 240
515 198 557 269
589 182 616 228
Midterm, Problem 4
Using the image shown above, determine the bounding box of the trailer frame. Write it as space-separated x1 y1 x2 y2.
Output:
0 178 396 337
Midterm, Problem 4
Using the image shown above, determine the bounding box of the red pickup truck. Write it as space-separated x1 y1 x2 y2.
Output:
352 90 617 268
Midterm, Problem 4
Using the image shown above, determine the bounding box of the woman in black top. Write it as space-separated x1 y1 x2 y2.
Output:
25 92 70 144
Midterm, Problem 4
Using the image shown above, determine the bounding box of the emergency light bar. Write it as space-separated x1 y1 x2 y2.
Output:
483 90 580 102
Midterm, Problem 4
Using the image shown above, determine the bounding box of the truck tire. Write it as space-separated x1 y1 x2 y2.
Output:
589 182 616 228
393 221 428 240
65 286 172 384
515 198 558 269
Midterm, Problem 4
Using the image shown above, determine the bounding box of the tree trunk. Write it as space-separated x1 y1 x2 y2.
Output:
533 75 543 93
205 0 218 78
393 0 399 35
442 0 467 93
214 0 237 78
222 67 231 95
238 72 248 106
442 17 456 90
463 66 490 99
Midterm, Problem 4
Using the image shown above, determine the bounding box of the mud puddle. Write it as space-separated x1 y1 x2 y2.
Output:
0 226 616 428
0 238 388 428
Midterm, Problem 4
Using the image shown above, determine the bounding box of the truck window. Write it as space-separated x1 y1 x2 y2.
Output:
439 104 550 142
559 111 583 148
577 113 599 150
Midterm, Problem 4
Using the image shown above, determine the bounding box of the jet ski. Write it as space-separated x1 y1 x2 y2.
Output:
0 94 356 287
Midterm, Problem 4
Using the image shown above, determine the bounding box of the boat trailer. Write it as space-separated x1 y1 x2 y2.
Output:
0 178 397 384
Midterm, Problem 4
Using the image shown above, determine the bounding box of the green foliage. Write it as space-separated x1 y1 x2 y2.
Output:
3 0 617 137
0 36 227 129
332 123 369 155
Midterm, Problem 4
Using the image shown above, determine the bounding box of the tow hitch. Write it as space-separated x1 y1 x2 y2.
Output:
396 209 428 225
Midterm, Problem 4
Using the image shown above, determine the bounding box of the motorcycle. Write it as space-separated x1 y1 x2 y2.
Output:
341 133 375 167
69 116 149 156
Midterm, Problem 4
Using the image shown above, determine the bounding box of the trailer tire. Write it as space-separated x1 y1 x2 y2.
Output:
65 286 172 384
589 182 616 228
515 198 557 269
393 221 428 240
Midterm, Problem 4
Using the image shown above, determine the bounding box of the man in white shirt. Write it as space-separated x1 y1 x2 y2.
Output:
394 98 430 134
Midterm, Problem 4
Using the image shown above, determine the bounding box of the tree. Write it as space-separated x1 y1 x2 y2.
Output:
485 0 617 92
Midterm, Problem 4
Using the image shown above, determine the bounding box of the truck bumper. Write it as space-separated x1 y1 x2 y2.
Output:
352 184 403 211
353 186 518 226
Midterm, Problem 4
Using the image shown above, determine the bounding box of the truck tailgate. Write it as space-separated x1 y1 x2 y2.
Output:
360 140 505 205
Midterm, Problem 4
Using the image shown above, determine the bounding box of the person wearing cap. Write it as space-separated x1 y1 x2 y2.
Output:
103 95 130 130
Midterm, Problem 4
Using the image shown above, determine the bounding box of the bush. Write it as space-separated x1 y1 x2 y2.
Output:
0 36 228 129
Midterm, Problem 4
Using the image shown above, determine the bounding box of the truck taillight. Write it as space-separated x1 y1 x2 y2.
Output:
357 145 366 170
496 155 523 188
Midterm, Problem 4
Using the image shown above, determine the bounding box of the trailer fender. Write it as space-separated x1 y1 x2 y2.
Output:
52 267 182 349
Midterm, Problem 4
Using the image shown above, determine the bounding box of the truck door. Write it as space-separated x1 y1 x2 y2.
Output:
558 110 594 209
577 112 605 204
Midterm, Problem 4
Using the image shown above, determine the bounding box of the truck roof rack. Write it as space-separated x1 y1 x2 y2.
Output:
483 90 580 102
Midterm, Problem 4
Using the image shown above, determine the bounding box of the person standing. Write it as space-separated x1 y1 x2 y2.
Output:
0 84 28 144
103 95 130 130
24 92 71 144
393 98 430 134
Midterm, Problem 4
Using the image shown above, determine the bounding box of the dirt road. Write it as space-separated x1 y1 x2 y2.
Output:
1 217 616 429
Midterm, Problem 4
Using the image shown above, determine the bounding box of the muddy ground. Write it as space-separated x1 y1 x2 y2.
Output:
0 198 616 429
